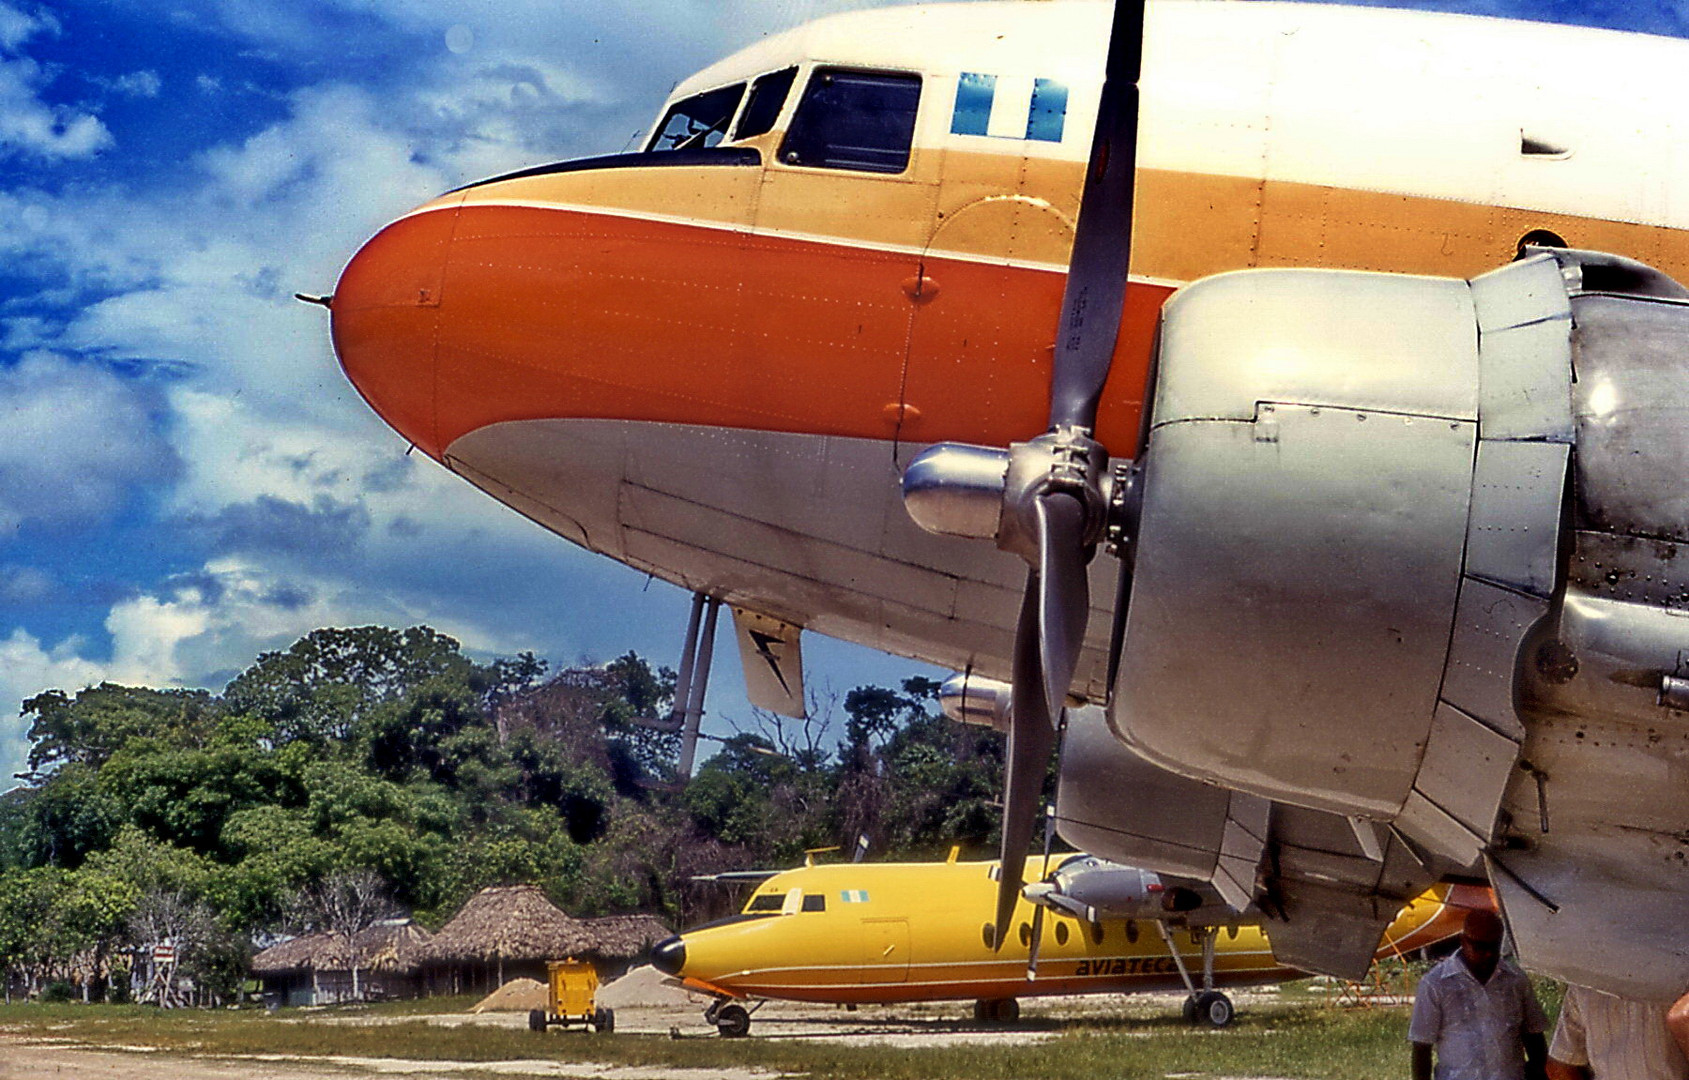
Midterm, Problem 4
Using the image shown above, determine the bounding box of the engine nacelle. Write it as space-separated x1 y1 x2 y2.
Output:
1111 253 1582 864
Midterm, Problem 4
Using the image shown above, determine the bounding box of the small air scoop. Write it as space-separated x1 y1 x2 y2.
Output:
1520 132 1571 158
294 292 333 308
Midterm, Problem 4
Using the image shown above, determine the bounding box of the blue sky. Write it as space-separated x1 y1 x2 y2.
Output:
0 0 1681 789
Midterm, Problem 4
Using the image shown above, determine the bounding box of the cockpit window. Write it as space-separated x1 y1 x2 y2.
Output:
779 68 921 174
649 83 746 152
801 893 826 912
747 893 784 912
734 67 798 141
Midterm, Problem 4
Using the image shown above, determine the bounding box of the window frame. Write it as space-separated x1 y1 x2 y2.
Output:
646 82 749 153
776 65 924 175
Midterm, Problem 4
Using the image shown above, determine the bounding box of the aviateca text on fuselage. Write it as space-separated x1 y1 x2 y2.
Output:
330 2 1689 1001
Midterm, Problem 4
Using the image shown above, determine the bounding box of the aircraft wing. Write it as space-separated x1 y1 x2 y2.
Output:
690 870 782 884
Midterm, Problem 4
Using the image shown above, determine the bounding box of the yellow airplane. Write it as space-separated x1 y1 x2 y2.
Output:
649 853 1477 1037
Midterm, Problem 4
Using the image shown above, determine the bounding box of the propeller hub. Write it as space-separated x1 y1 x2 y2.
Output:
999 426 1109 565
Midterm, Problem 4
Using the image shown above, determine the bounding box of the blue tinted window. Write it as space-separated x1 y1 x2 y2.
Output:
780 68 922 174
1027 79 1068 143
951 72 995 137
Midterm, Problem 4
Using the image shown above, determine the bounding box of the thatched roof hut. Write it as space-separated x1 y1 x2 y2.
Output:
419 885 669 967
251 920 433 977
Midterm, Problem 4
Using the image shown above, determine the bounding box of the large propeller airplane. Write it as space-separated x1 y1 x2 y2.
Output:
325 0 1689 1001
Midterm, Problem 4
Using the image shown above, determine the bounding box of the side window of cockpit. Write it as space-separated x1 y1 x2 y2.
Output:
747 893 784 912
779 68 921 174
733 67 798 141
801 894 826 912
648 83 746 152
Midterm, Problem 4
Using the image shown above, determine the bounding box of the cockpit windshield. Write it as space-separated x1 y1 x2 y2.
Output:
648 83 746 152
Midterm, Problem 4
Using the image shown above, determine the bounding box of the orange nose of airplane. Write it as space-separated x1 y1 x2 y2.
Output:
330 204 459 458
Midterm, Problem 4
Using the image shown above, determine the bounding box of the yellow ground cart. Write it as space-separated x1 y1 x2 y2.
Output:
528 958 614 1033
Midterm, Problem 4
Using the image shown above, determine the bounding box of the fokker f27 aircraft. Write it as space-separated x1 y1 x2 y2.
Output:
650 849 1474 1036
326 1 1689 1001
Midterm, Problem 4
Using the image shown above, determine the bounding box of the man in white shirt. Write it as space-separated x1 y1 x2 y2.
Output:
1547 985 1689 1079
1409 909 1548 1080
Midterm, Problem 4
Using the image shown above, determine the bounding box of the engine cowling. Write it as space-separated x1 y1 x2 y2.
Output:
1110 252 1586 865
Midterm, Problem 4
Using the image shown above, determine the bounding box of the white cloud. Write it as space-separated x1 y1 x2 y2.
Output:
0 352 177 532
110 70 163 98
0 627 104 787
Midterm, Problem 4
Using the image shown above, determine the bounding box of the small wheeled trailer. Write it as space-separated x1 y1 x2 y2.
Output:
528 958 614 1033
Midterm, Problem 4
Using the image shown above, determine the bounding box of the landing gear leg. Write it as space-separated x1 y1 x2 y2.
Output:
705 995 758 1037
1157 924 1234 1028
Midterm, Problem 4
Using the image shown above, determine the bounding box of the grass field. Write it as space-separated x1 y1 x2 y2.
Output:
0 994 1443 1080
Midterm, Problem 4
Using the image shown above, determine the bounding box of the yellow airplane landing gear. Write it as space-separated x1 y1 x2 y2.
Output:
973 997 1020 1024
705 996 761 1037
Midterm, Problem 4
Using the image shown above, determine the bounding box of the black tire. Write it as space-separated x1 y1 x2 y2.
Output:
528 1008 547 1032
1196 991 1234 1028
996 998 1020 1024
977 998 1019 1024
593 1007 615 1033
716 1003 751 1038
973 999 991 1022
1182 995 1200 1023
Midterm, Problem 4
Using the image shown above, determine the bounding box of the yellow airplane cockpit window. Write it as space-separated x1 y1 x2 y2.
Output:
746 893 784 912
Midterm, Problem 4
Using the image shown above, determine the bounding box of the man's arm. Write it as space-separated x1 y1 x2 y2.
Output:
1412 1041 1433 1080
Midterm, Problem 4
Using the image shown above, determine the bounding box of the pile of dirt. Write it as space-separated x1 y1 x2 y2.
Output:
470 977 548 1013
598 965 705 1008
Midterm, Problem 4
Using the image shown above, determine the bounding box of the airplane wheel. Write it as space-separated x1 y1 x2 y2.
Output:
528 1008 547 1032
593 1007 615 1033
1182 995 1200 1024
1196 991 1234 1028
716 1003 751 1038
975 998 1019 1024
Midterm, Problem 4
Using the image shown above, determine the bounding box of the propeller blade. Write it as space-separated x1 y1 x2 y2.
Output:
1036 491 1090 720
994 577 1059 949
1047 0 1147 431
1027 800 1059 980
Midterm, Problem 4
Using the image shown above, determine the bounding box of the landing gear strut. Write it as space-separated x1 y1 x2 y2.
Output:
705 995 759 1038
1158 923 1234 1028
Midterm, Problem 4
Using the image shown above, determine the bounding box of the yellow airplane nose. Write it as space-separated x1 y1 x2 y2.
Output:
651 934 686 977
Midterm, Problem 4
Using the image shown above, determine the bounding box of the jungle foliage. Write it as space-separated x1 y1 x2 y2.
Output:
0 625 1004 1000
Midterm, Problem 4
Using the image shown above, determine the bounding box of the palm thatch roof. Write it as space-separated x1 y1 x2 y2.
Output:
251 920 432 976
419 885 669 964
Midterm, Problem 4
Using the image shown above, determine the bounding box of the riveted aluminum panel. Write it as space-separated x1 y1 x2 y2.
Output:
1493 846 1689 1003
1464 440 1569 600
1266 880 1394 981
1572 294 1689 543
1402 701 1520 859
1115 404 1475 817
1438 579 1546 741
1475 317 1574 442
1152 270 1479 425
1469 254 1571 333
1214 793 1270 910
1054 706 1231 880
1398 790 1484 863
